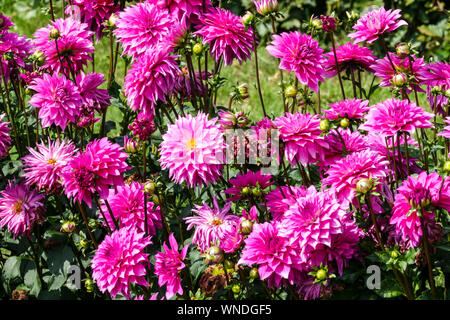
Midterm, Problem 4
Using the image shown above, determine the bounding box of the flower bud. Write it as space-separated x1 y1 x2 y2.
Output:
241 186 250 196
311 17 323 30
356 178 373 194
430 86 443 96
444 161 450 172
206 246 224 264
242 11 254 26
31 50 45 65
390 250 399 259
124 136 138 153
238 84 249 100
251 187 262 197
79 239 89 249
320 119 330 132
224 259 235 272
255 0 279 16
218 110 237 129
61 221 76 233
249 267 259 279
193 43 204 55
240 219 254 234
108 14 118 28
316 269 327 281
49 27 60 40
395 42 410 58
340 118 350 128
285 85 297 98
85 279 95 293
391 73 407 87
231 284 241 294
320 15 337 33
152 194 160 205
236 112 249 128
144 180 156 195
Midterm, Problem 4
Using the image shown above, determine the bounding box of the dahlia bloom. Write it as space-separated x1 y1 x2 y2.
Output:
438 118 450 139
0 114 11 158
348 7 407 43
159 113 224 188
254 0 279 15
76 72 110 113
124 48 180 117
360 98 433 136
322 150 389 203
99 181 161 235
22 139 77 193
0 181 45 238
0 13 13 33
114 2 174 59
33 17 94 74
273 112 328 166
219 223 244 254
420 62 450 115
224 170 273 202
266 32 325 92
154 233 189 299
195 7 253 66
61 137 130 207
266 186 309 221
0 32 32 83
151 0 212 26
390 172 450 248
128 112 156 141
29 73 82 131
238 222 303 288
185 197 239 252
91 227 151 298
323 98 370 120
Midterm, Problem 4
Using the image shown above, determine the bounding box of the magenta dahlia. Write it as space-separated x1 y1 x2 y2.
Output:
195 7 253 66
0 32 32 83
266 32 325 92
159 113 224 188
266 185 309 221
0 181 45 238
323 98 370 120
91 227 151 298
224 170 273 201
0 114 11 158
348 7 407 43
0 13 13 34
439 118 450 139
154 233 189 299
128 112 156 141
76 72 110 113
151 0 212 26
420 62 450 115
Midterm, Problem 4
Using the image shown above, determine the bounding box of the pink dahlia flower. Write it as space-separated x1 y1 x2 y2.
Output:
99 181 161 235
185 197 239 252
33 17 94 75
324 42 376 78
219 223 244 254
323 98 370 120
22 139 77 194
348 7 407 43
154 233 189 299
114 2 174 60
266 32 325 92
159 113 224 188
360 98 433 136
322 150 388 203
238 221 302 288
420 62 450 115
128 112 156 141
76 72 110 113
0 181 45 238
61 137 130 207
150 0 212 26
0 114 11 158
29 73 82 131
0 13 13 34
91 227 151 298
195 7 253 66
0 32 32 83
438 117 450 139
124 48 180 118
390 172 450 248
224 170 273 201
266 186 309 221
254 0 279 16
273 112 328 166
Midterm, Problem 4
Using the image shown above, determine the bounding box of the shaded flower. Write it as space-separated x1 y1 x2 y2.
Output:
128 112 156 141
266 186 309 221
419 62 450 115
0 114 11 158
224 170 273 201
76 72 110 113
0 32 32 83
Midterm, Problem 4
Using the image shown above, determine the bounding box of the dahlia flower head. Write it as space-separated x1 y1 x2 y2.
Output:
438 117 450 140
0 32 32 83
61 137 130 207
322 149 389 203
185 197 239 252
33 17 94 75
22 139 77 194
195 7 254 66
124 47 180 117
273 112 328 166
390 172 450 248
29 73 82 131
91 227 151 299
420 62 450 115
219 223 244 254
323 98 370 121
348 7 407 43
360 98 433 136
175 68 210 101
0 180 45 238
238 221 303 288
266 185 309 221
150 0 212 26
114 2 174 60
224 170 273 202
99 181 161 235
154 233 189 299
0 114 11 158
266 32 326 92
159 113 224 188
128 111 156 141
254 0 279 16
76 72 110 113
0 13 14 34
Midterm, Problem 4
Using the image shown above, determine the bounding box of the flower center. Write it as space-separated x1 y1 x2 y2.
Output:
47 158 56 165
73 168 95 191
211 218 223 226
186 138 196 151
13 200 24 214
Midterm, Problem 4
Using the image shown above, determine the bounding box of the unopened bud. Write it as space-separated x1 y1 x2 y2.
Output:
144 180 156 195
395 42 410 58
61 221 76 233
444 161 450 172
391 73 407 87
242 11 254 26
311 17 323 30
206 246 223 264
356 178 373 194
249 267 259 279
340 118 350 128
255 0 279 16
240 219 254 234
49 27 60 39
108 14 118 27
85 279 95 293
316 269 327 281
241 186 250 196
31 50 45 65
320 119 330 132
238 84 249 100
193 43 204 55
124 137 138 153
236 112 249 128
285 85 297 98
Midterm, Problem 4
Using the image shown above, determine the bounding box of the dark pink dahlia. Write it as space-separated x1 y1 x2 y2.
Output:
76 72 110 113
0 32 32 83
0 13 13 34
128 111 156 141
0 114 11 159
323 98 370 120
150 0 212 26
419 62 450 115
224 170 273 201
266 185 309 221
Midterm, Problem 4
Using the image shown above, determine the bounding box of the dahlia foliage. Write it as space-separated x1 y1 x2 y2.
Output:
1 1 449 302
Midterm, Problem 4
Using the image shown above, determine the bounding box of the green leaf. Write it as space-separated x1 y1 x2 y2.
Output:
189 249 207 284
2 256 22 280
24 269 41 297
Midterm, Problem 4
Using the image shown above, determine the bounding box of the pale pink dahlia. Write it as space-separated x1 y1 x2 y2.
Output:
0 181 45 238
114 2 174 59
0 114 11 158
29 73 82 131
323 98 370 120
91 227 151 298
61 137 130 207
185 197 239 252
324 42 376 78
360 98 433 136
238 221 302 288
266 32 325 92
420 62 450 115
390 172 449 248
273 112 328 166
99 181 161 235
322 150 388 203
124 48 180 117
33 17 94 74
150 0 212 26
22 139 77 193
159 113 224 188
76 72 110 113
348 7 407 43
195 7 253 66
254 0 279 15
224 170 273 201
154 233 189 299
